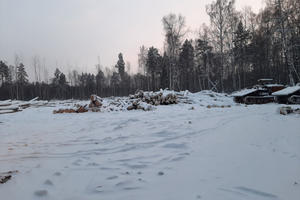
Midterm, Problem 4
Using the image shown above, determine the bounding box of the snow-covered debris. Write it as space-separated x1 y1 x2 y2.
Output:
272 85 300 96
0 171 18 184
279 106 300 115
185 90 234 107
0 97 48 114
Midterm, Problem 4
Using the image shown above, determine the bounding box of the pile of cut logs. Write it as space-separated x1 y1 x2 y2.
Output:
126 90 178 111
53 90 179 114
53 95 103 114
0 97 47 114
130 90 178 106
126 101 152 111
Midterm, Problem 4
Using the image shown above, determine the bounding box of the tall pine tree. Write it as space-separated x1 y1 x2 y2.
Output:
115 53 125 80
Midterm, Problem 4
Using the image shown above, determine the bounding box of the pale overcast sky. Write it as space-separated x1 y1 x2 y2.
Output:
0 0 265 79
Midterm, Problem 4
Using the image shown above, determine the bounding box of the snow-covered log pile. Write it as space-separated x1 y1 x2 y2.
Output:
99 97 153 112
88 95 103 112
279 106 300 115
53 105 89 114
130 90 178 105
52 90 235 114
125 90 178 111
53 90 177 113
126 100 153 111
53 95 103 114
0 97 48 114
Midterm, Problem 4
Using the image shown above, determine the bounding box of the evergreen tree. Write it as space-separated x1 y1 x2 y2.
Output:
96 69 105 95
0 61 9 85
195 37 213 90
115 53 125 80
110 72 121 95
59 73 66 85
146 47 162 91
17 63 28 84
233 21 250 89
179 40 195 90
53 68 61 85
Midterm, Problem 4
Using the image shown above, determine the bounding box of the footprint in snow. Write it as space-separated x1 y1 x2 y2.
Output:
53 172 62 176
106 176 118 180
72 159 82 166
170 156 185 162
138 178 146 183
87 162 99 167
34 190 48 197
158 171 164 176
115 180 132 187
123 187 140 191
163 143 187 149
235 186 278 198
44 179 54 186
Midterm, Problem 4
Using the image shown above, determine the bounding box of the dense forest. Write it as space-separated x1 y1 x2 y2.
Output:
1 0 300 100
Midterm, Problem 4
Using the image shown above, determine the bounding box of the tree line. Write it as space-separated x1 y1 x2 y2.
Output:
1 0 300 100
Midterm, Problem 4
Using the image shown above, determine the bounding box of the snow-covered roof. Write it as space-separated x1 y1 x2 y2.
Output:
272 85 300 96
258 78 273 81
265 84 284 87
231 88 258 97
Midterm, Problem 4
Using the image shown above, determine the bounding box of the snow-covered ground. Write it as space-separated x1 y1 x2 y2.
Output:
0 91 299 200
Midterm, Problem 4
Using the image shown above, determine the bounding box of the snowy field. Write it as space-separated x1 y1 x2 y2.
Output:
0 92 300 200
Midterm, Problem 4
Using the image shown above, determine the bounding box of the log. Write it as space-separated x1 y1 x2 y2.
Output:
77 105 89 113
29 97 39 102
0 99 12 105
0 175 11 184
0 100 12 107
89 95 102 108
0 105 19 111
0 170 18 184
53 105 88 114
0 110 19 115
